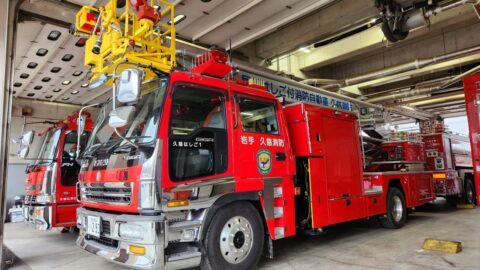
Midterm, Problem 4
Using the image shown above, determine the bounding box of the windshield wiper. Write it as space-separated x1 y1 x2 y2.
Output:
112 136 154 153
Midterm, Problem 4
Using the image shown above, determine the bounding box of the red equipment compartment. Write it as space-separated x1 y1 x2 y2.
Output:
381 141 425 162
285 104 365 227
284 103 359 157
364 172 435 207
422 134 453 171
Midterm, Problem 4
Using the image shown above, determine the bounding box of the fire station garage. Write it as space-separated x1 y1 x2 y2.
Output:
2 0 480 269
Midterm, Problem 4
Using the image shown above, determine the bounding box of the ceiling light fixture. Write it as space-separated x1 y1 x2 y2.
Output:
298 46 311 53
47 30 61 41
169 14 186 25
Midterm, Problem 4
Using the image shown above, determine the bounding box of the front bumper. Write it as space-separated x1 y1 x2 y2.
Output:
23 205 52 230
76 207 202 270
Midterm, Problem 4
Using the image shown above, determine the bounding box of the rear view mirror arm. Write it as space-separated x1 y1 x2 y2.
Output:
77 103 101 159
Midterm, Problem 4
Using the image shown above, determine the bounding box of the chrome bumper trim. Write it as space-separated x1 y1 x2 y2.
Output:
76 208 202 270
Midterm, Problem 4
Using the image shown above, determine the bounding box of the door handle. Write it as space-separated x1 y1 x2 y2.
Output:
276 152 286 161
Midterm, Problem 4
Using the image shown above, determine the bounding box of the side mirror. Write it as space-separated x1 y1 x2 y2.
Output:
18 130 34 158
109 106 135 128
21 130 34 146
117 69 142 103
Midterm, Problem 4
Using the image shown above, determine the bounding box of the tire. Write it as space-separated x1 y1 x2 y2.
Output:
381 187 407 229
201 201 264 270
465 178 476 205
446 195 459 207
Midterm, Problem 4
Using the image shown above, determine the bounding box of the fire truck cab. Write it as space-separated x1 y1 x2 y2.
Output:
20 113 92 231
75 51 435 270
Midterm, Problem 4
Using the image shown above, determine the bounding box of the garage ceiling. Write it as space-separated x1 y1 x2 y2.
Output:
12 0 480 121
13 0 335 105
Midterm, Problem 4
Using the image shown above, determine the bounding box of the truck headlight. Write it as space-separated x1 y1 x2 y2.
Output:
118 223 144 241
36 194 53 204
140 182 155 210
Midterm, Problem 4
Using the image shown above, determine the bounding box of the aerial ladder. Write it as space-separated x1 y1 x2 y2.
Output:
72 0 176 85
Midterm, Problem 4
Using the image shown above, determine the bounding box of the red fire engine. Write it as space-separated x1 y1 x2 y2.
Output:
73 51 436 269
419 118 474 205
368 127 474 206
20 113 92 231
71 1 435 269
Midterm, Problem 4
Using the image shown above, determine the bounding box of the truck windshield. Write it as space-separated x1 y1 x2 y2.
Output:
84 78 168 156
32 128 62 165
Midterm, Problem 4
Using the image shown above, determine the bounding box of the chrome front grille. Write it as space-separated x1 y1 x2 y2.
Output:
85 235 119 248
81 182 133 205
101 220 111 235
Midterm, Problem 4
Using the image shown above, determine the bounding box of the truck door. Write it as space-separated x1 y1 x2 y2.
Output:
320 111 365 224
168 84 229 183
234 95 295 238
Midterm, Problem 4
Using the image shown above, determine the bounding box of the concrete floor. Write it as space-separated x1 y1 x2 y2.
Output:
4 200 480 270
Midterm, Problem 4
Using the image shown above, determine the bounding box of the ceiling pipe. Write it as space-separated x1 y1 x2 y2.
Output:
387 88 464 105
366 85 461 103
345 45 480 86
366 63 480 103
363 75 456 98
301 45 480 90
300 78 341 86
412 93 465 106
426 0 480 16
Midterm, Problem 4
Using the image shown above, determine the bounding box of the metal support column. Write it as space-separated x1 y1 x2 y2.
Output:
0 0 21 267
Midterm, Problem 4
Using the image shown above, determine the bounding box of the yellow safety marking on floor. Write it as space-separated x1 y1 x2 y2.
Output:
422 238 462 254
457 204 476 209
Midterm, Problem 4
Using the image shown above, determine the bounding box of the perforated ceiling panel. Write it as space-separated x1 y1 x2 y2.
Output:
13 21 96 105
14 0 330 106
13 24 70 99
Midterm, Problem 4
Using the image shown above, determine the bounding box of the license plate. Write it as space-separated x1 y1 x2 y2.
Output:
86 216 101 238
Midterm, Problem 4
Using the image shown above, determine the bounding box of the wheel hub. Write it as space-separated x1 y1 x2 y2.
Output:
220 216 253 264
233 231 245 249
392 196 403 222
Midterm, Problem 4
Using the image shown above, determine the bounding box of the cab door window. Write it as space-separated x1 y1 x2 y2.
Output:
238 97 279 134
60 130 89 186
169 84 228 181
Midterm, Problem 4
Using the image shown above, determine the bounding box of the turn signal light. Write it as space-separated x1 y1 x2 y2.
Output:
129 245 146 255
433 173 446 179
167 199 189 208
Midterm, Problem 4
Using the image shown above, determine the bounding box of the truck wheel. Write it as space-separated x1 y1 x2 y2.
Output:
465 178 476 205
201 202 264 270
446 195 459 207
381 187 406 229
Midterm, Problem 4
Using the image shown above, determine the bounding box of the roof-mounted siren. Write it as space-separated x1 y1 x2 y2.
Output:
192 50 232 78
